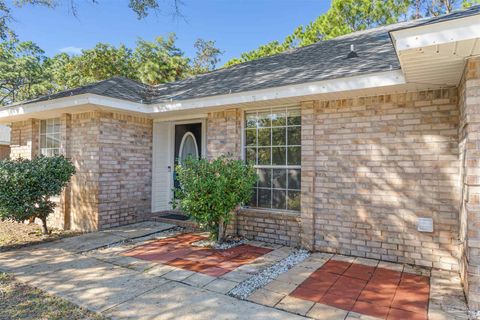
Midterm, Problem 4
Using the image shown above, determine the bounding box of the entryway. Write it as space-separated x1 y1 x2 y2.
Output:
151 119 205 214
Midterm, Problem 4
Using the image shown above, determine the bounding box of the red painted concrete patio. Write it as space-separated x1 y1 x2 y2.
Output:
290 259 430 320
122 233 272 277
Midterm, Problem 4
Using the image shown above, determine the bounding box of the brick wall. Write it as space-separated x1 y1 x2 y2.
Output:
310 90 460 271
0 144 10 159
459 56 480 311
69 112 101 231
234 209 301 247
10 119 39 159
207 109 242 159
97 112 152 229
8 110 153 232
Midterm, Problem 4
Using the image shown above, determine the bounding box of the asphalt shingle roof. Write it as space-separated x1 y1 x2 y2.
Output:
14 5 480 106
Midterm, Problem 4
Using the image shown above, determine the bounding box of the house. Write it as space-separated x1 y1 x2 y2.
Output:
1 5 480 310
0 125 10 159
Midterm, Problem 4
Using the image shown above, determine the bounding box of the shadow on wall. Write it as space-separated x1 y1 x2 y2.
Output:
312 90 460 271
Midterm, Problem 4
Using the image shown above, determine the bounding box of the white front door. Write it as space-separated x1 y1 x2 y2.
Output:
151 122 173 212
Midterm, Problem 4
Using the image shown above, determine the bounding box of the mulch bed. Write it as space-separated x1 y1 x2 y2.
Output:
0 220 80 252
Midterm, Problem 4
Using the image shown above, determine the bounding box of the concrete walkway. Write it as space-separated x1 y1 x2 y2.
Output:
0 222 305 320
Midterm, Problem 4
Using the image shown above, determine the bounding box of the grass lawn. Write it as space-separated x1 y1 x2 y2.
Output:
0 220 79 252
0 272 106 320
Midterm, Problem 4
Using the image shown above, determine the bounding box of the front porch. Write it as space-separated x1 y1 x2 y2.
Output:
0 222 470 319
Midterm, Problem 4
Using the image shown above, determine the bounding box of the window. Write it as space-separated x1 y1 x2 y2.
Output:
244 107 301 211
40 118 60 156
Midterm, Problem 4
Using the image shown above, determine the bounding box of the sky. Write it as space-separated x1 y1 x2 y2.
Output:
7 0 331 64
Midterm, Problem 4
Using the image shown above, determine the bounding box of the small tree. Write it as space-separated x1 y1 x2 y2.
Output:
174 155 257 242
0 156 75 234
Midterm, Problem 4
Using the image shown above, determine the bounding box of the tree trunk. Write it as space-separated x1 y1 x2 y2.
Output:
40 217 49 235
218 217 225 243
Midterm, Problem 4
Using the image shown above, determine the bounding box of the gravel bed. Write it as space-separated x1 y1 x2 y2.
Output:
192 238 247 250
228 249 310 300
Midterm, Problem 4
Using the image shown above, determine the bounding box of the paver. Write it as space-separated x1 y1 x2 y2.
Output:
276 295 315 315
287 257 431 320
247 288 285 307
203 279 238 294
122 233 273 277
183 272 216 287
307 303 349 320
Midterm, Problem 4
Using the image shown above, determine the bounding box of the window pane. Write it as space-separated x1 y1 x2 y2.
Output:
246 148 256 164
287 146 301 165
54 121 61 133
272 169 287 189
287 109 301 126
288 169 301 190
272 127 286 146
287 191 301 211
257 147 271 165
271 110 286 127
272 190 286 210
47 120 54 134
257 169 271 188
40 135 46 149
272 147 286 165
258 112 271 127
246 113 257 128
40 120 46 134
258 128 271 146
258 189 271 208
287 126 301 145
245 129 256 146
249 188 258 207
52 134 60 149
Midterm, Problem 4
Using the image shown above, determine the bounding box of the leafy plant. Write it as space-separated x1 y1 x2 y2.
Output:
174 155 257 242
0 156 75 234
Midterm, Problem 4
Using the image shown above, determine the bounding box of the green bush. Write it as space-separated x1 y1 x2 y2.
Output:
174 155 257 242
0 156 75 234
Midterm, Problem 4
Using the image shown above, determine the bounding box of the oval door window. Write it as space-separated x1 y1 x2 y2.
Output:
179 132 199 164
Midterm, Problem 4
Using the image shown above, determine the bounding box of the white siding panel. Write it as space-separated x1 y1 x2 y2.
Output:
152 122 172 212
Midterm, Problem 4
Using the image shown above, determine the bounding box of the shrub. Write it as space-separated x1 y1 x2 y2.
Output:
0 156 75 234
174 155 257 242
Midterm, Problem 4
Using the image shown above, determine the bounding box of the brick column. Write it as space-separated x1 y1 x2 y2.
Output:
461 56 480 311
206 109 241 159
60 114 72 229
300 101 316 250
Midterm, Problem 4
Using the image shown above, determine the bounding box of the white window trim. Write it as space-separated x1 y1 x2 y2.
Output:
243 106 302 212
39 118 61 157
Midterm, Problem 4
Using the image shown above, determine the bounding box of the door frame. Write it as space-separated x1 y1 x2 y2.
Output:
169 119 207 201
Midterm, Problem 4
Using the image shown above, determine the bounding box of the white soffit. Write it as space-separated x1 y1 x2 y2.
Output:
391 15 480 86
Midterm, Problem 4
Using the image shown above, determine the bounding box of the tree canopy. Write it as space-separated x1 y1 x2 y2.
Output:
0 35 222 106
225 0 480 67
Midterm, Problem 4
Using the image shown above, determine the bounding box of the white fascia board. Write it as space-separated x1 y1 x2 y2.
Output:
149 70 406 113
391 15 480 52
0 94 149 122
0 70 406 122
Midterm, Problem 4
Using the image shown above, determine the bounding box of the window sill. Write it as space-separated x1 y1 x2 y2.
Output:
239 207 300 218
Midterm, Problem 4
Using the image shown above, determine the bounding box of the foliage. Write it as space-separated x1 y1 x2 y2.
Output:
0 35 223 105
174 156 257 241
0 156 75 234
191 39 224 74
0 0 182 40
133 34 190 85
0 38 53 105
225 0 480 66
